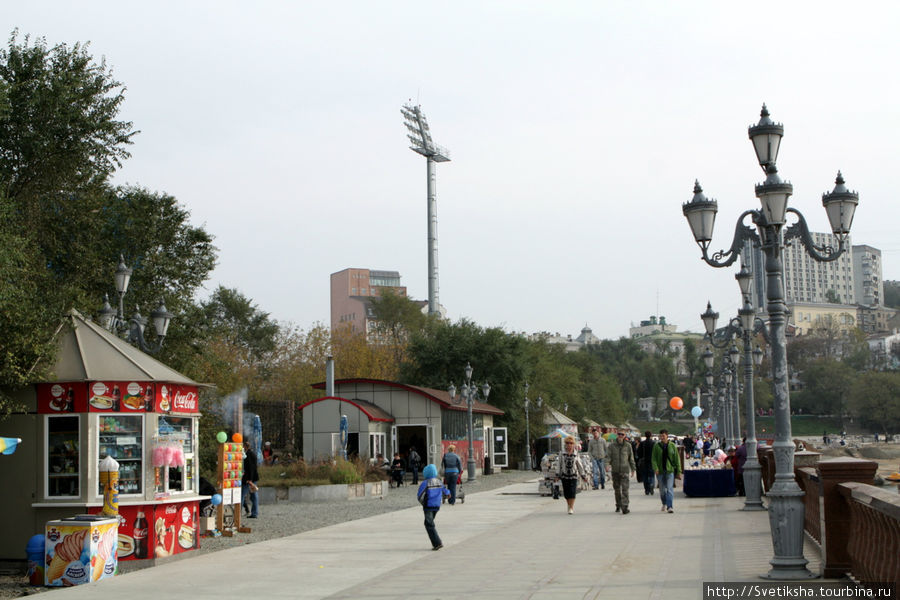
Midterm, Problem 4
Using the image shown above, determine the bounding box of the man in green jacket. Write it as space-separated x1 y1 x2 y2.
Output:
607 431 636 514
651 429 682 513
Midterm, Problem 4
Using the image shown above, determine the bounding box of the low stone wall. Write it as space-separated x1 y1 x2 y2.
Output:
258 481 386 505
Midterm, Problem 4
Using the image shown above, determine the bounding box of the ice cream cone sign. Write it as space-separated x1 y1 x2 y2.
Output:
0 437 21 455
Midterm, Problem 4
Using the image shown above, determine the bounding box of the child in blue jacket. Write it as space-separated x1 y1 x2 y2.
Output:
417 464 450 550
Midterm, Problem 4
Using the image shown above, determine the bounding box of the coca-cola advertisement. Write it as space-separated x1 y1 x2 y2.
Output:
88 500 200 560
37 383 88 414
156 385 199 414
85 381 148 412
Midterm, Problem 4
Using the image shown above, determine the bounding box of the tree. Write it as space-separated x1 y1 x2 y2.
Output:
368 288 428 363
884 280 900 309
847 372 900 434
793 358 857 416
825 289 841 304
0 31 135 203
198 286 279 366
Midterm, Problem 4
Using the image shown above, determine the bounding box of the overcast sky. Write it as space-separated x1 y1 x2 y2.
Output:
8 2 899 340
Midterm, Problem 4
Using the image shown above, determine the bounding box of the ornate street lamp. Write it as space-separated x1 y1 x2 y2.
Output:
449 363 490 482
683 105 859 579
98 255 173 354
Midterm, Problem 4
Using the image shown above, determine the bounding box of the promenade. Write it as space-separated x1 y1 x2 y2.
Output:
40 479 825 600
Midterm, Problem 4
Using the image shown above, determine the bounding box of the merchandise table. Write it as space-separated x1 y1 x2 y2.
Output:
682 468 736 497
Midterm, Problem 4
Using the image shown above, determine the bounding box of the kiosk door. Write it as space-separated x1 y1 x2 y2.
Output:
492 427 508 468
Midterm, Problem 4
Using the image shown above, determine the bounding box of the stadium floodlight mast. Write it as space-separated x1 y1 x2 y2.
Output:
683 104 859 580
401 103 450 316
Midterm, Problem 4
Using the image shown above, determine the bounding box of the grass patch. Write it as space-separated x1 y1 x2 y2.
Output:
257 456 387 488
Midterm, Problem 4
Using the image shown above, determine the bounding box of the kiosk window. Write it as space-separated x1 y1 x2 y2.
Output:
47 415 80 498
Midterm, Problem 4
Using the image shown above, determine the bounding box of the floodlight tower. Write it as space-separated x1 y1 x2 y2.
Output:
401 103 450 315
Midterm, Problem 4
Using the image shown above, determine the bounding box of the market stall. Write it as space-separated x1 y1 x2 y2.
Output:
0 310 209 564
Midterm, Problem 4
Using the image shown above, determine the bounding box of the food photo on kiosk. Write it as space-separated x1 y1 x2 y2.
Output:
0 310 212 587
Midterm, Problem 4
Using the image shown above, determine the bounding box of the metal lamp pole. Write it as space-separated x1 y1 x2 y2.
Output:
728 343 742 450
524 383 532 471
449 363 490 483
683 105 859 579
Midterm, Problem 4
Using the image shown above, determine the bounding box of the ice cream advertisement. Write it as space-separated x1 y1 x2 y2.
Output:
45 519 117 586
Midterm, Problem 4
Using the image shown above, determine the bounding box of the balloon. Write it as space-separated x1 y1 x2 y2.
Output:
211 494 222 506
216 431 227 444
232 433 243 443
691 406 702 418
695 440 703 449
669 396 683 410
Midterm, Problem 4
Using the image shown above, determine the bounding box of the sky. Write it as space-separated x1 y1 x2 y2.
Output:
6 2 900 341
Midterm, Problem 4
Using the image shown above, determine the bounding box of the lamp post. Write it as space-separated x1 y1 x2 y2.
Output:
449 362 490 482
401 103 450 316
98 255 174 354
524 383 532 471
683 105 859 579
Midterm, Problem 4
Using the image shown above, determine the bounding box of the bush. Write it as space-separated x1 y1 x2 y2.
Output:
257 456 384 487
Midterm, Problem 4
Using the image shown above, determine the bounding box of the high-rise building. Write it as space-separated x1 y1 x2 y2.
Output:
781 232 855 305
852 245 884 307
330 268 406 334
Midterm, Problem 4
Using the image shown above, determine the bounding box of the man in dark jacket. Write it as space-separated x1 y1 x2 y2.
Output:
242 440 260 518
607 431 636 514
635 431 656 495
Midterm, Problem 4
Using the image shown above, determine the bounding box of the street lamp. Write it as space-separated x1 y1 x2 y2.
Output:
401 103 450 316
449 362 490 482
523 383 538 471
683 105 858 579
98 255 173 354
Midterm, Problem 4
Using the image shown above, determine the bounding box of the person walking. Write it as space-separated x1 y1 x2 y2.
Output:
651 429 682 513
557 436 588 514
417 464 450 550
441 445 463 505
587 429 608 490
607 431 636 514
241 440 260 519
408 446 422 485
636 431 656 495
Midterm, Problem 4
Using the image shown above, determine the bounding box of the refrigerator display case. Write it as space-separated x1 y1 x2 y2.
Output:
98 415 143 495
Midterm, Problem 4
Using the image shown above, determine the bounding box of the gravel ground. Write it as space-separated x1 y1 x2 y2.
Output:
0 470 539 598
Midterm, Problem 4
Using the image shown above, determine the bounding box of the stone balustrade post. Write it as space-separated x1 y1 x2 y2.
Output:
816 457 878 578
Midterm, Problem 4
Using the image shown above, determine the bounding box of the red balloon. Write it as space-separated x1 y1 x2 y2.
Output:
669 396 684 410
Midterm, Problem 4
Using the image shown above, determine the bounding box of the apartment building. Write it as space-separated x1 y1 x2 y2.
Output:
852 245 884 307
330 268 407 334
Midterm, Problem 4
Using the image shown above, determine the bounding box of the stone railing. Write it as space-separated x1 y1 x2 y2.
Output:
838 482 900 586
797 457 900 586
795 467 821 545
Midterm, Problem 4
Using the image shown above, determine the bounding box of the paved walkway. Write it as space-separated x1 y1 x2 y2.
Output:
40 478 825 599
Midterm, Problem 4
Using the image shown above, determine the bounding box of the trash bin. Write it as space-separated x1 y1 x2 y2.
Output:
26 534 45 586
484 455 492 475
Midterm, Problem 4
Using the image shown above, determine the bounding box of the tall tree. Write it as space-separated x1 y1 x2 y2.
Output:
0 31 135 203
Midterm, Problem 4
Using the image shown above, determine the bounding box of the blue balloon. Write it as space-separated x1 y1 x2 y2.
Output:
211 493 222 506
691 406 702 418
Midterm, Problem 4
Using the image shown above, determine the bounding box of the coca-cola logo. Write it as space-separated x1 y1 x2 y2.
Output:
172 391 197 410
133 528 147 539
165 505 177 515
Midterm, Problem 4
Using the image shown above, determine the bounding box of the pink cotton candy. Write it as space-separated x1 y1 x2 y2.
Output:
164 445 177 467
152 445 167 467
172 445 185 467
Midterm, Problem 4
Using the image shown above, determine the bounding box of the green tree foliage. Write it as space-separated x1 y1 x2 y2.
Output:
848 372 900 434
793 358 857 416
198 286 278 366
884 280 900 309
0 32 216 412
368 288 428 363
0 32 135 202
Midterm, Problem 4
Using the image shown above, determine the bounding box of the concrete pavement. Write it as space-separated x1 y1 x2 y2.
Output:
39 478 825 599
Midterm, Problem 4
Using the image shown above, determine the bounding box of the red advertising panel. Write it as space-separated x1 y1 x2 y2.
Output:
87 381 156 413
156 384 199 414
37 383 88 414
88 500 199 560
